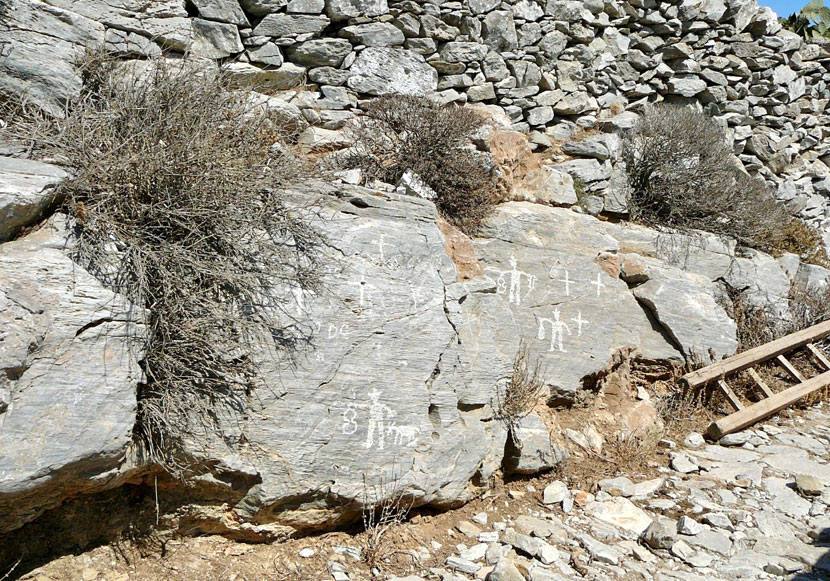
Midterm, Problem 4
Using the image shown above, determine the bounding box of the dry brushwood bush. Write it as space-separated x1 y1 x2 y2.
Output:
623 104 825 261
495 340 547 435
341 94 498 235
35 52 322 474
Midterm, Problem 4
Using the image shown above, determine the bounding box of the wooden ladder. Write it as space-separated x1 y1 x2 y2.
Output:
680 320 830 439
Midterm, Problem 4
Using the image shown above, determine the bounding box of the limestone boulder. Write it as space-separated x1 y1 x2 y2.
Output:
0 218 146 533
0 157 69 242
347 48 438 96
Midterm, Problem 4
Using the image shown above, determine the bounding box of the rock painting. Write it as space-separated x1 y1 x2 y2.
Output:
487 255 536 305
538 309 570 353
338 387 420 450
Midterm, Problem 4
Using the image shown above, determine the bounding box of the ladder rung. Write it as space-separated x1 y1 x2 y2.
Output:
776 355 806 383
718 379 744 411
807 343 830 371
747 368 774 399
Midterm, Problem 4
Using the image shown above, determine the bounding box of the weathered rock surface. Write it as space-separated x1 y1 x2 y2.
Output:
347 47 438 95
0 157 69 242
0 218 145 534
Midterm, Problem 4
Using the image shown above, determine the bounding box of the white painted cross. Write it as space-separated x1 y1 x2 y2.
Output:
558 270 572 296
591 272 606 297
371 233 394 262
571 311 589 336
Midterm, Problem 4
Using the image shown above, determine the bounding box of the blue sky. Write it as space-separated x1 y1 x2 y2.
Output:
757 0 807 17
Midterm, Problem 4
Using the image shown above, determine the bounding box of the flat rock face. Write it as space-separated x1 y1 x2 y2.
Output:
0 156 69 242
0 218 145 533
468 203 681 401
185 184 508 534
347 47 438 96
171 191 689 536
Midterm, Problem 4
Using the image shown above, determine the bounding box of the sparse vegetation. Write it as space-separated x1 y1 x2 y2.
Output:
623 104 825 261
341 94 498 235
495 340 547 436
361 474 412 569
26 52 322 474
781 0 830 39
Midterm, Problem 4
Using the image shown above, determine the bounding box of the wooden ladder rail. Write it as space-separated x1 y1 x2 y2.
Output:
680 321 830 440
708 369 830 439
681 320 830 391
807 343 830 371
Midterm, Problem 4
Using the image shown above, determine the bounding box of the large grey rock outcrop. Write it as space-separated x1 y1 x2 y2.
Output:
0 218 146 533
0 156 69 242
177 183 508 537
169 189 688 537
468 203 682 402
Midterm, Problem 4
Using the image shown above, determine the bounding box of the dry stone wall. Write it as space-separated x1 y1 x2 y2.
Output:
5 0 830 235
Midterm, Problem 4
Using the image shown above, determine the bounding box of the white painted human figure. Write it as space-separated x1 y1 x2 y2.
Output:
571 311 589 336
489 255 536 305
538 308 571 352
365 387 397 449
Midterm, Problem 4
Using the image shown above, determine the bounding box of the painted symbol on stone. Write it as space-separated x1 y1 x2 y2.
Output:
342 404 359 435
591 272 606 297
487 255 536 305
571 311 589 337
365 387 398 449
538 308 571 353
328 322 349 339
386 424 421 446
557 270 573 296
352 273 379 308
371 233 393 262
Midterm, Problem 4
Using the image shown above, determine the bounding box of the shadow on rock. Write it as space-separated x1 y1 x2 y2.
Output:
792 527 830 580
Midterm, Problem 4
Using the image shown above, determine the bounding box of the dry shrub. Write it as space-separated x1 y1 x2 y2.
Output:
40 52 321 473
624 104 825 259
655 388 717 442
603 428 662 475
342 94 498 234
495 340 547 435
361 474 412 569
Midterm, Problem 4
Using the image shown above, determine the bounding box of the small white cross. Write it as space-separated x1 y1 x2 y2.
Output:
371 233 393 261
591 273 606 297
571 311 589 336
558 270 572 296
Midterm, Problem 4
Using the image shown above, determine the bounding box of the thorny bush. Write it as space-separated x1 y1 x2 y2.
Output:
623 104 825 262
342 94 498 235
17 53 322 475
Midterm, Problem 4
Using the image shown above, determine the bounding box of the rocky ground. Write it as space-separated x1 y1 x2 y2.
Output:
18 401 830 581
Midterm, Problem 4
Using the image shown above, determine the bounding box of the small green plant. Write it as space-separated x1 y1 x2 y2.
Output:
342 94 498 235
781 0 830 39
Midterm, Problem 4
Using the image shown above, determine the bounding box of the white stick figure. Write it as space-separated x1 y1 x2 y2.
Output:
365 388 397 449
571 311 589 336
538 308 571 353
487 255 536 306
